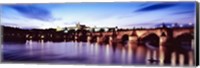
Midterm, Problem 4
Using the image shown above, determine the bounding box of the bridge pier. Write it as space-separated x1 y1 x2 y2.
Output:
74 35 78 42
109 36 113 45
87 33 93 43
97 36 104 44
158 32 166 65
108 36 119 46
160 32 167 46
87 36 92 43
128 36 138 48
160 36 167 45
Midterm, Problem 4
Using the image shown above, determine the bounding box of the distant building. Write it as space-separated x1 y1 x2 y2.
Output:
56 26 63 31
76 22 87 30
62 22 90 32
62 22 118 32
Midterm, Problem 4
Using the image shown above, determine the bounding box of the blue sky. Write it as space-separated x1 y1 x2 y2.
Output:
1 2 196 29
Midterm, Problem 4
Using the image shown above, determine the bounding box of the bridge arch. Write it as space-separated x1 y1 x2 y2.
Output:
170 32 194 65
173 29 193 38
175 33 193 40
140 31 159 38
103 35 110 44
140 33 160 49
121 34 129 45
139 31 161 39
174 33 193 51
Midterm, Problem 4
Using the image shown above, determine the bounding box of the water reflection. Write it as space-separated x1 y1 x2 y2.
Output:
121 47 126 64
105 44 111 64
127 45 133 64
135 45 147 64
2 40 194 65
26 40 33 56
159 45 165 65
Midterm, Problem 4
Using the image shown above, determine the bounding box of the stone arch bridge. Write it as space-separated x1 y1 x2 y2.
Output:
83 28 194 48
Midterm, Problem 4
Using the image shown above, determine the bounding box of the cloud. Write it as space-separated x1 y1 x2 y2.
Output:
135 3 178 12
7 5 56 22
1 22 19 27
172 10 194 15
1 15 20 20
64 22 78 25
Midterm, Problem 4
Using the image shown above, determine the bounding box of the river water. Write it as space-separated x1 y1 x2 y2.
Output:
2 40 194 66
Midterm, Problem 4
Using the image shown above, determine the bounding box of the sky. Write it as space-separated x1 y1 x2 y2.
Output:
0 2 196 29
